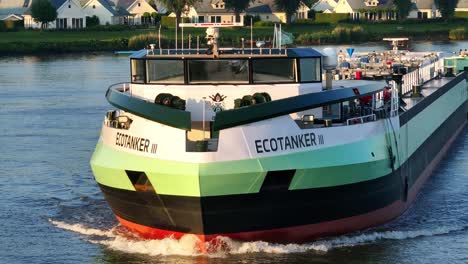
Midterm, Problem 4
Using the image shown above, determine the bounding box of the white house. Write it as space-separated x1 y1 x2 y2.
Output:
0 0 30 21
408 0 440 19
334 0 397 20
83 0 131 25
455 0 468 12
246 0 310 23
110 0 157 25
311 0 338 13
24 0 87 29
171 0 246 24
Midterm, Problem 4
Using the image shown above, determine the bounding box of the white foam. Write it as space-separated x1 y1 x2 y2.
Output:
49 220 116 238
50 219 466 257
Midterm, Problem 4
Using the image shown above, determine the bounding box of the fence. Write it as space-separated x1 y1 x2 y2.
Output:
401 58 444 95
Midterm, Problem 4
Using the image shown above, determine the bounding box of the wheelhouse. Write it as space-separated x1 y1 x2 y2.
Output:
129 48 323 85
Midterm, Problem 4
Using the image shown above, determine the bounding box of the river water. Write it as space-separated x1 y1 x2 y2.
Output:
0 41 467 263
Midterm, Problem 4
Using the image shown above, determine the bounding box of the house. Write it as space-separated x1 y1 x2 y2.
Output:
334 0 397 20
246 0 310 23
311 0 338 13
23 0 87 29
408 0 440 19
0 0 30 21
171 0 246 24
82 0 131 25
455 0 468 12
110 0 157 25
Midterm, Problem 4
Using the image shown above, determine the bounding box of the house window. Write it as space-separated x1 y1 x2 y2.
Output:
56 18 67 29
138 3 141 6
198 16 204 22
68 4 71 8
93 5 95 8
72 18 83 29
210 16 221 23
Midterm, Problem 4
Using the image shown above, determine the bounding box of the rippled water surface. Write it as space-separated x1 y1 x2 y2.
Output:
0 41 467 263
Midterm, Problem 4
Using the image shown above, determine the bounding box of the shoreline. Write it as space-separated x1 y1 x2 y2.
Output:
0 21 466 55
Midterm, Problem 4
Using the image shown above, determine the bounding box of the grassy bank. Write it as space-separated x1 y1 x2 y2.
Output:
0 20 466 54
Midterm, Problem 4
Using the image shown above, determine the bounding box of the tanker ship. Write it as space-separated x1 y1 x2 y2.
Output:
90 23 468 244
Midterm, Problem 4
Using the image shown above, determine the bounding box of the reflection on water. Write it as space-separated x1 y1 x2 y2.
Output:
0 41 467 264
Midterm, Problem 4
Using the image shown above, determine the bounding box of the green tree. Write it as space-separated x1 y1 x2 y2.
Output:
274 0 301 24
225 0 252 23
435 0 459 20
86 15 100 27
148 0 157 9
30 0 57 29
158 0 201 28
143 12 151 25
394 0 412 20
151 12 162 25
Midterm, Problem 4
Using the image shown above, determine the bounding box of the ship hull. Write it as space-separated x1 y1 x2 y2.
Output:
98 104 466 243
91 73 467 243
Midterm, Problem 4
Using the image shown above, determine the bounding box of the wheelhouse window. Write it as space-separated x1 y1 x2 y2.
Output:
299 58 321 82
187 59 249 84
252 58 296 83
146 60 184 84
131 59 145 83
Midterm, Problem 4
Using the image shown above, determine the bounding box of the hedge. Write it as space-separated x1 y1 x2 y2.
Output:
315 13 349 23
454 11 468 19
161 16 190 27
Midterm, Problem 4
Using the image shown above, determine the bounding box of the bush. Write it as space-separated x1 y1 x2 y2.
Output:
84 24 129 31
0 20 24 31
449 28 466 40
293 19 316 24
254 21 275 27
86 15 100 27
315 13 349 23
161 16 189 27
454 11 468 19
244 14 261 24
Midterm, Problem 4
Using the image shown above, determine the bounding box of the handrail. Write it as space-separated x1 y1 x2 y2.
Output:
213 83 386 131
401 58 444 95
346 114 376 126
106 83 192 131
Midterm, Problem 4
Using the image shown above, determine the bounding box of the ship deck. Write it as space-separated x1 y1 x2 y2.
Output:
401 77 455 111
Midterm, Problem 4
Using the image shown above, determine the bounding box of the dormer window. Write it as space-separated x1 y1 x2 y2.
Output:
212 0 225 9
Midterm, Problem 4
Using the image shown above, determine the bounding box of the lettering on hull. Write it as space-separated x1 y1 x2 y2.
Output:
254 133 325 154
115 132 157 154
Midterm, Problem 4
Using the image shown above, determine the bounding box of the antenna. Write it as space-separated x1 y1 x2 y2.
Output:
175 17 178 51
250 17 253 54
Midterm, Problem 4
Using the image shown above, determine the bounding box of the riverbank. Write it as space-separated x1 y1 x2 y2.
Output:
1 20 466 54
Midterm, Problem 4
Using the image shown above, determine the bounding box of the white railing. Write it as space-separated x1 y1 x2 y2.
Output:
401 58 444 95
347 114 377 126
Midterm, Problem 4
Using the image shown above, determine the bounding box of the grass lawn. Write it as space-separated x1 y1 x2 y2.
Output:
0 21 465 53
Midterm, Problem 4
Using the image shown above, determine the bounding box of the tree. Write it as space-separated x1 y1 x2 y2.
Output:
143 12 152 25
158 0 201 28
225 0 252 23
435 0 459 20
394 0 412 20
274 0 301 24
151 12 162 25
30 0 57 29
86 15 100 27
148 0 157 9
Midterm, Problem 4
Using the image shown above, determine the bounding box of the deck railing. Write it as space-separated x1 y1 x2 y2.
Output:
401 58 444 95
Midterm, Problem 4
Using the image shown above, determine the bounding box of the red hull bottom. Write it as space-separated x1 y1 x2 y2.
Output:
116 121 466 244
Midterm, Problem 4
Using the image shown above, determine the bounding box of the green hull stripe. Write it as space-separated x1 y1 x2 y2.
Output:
91 133 392 196
400 80 467 161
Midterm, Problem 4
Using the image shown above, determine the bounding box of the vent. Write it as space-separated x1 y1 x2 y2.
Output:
260 170 296 192
125 170 155 192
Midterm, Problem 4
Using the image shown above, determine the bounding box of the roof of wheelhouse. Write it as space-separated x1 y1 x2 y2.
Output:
130 48 323 59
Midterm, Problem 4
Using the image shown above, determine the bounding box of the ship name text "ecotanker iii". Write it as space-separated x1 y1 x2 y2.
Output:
254 133 325 154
